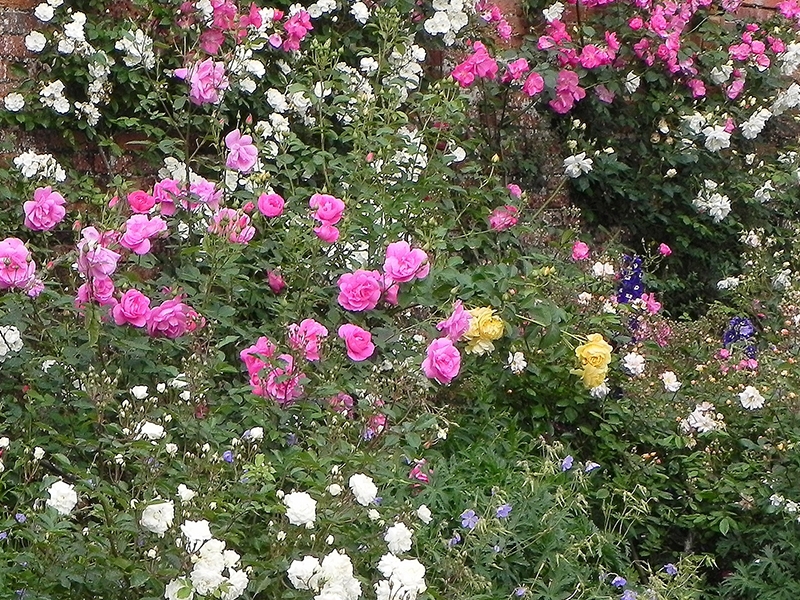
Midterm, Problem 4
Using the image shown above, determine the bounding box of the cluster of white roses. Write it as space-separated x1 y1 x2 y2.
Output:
114 28 156 69
0 325 24 363
681 402 724 435
692 179 731 223
423 0 469 46
13 150 67 182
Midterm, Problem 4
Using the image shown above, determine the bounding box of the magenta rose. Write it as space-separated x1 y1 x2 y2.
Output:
288 318 329 361
127 190 156 214
24 187 67 231
436 300 471 341
422 338 461 385
175 58 229 105
225 129 258 173
0 237 37 290
120 214 168 255
383 241 429 283
146 298 201 339
337 269 382 311
571 240 590 261
338 323 375 361
309 193 345 226
112 289 152 327
257 192 285 218
240 336 277 376
267 270 286 294
153 179 183 216
488 205 518 231
313 224 339 243
263 354 304 405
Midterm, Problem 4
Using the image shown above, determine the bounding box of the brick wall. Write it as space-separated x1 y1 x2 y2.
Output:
0 0 35 98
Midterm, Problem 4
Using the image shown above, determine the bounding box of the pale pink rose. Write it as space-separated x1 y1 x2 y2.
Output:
257 192 285 217
112 289 152 327
309 194 345 226
328 392 354 417
337 270 382 311
288 318 329 361
225 129 258 173
436 300 471 341
422 338 461 385
153 179 183 216
146 298 203 338
641 293 662 314
363 412 386 440
185 178 222 212
506 184 522 199
175 58 229 105
267 270 286 293
658 243 672 256
314 224 340 243
207 208 255 244
76 276 116 308
571 240 590 261
240 336 277 376
522 71 544 96
24 187 67 231
263 354 304 405
0 237 36 290
338 323 375 361
76 227 120 279
489 205 518 231
120 215 168 255
127 190 156 214
383 241 429 283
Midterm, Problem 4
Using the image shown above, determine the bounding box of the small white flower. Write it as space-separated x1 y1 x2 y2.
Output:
136 421 165 440
739 386 765 410
622 352 646 376
3 93 25 112
505 351 527 374
660 371 682 393
349 473 378 506
177 484 196 503
25 31 47 53
34 2 55 21
543 1 565 21
702 125 731 152
46 480 78 515
360 56 379 75
590 382 609 399
283 491 317 527
328 483 342 496
624 72 640 94
0 437 9 449
563 152 593 178
368 508 381 521
417 504 432 524
384 522 413 554
140 500 175 537
130 385 148 400
287 556 320 590
350 1 369 24
165 443 178 456
33 447 45 460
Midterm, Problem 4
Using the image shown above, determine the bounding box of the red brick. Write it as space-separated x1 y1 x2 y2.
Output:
0 0 37 9
0 34 27 58
0 9 33 34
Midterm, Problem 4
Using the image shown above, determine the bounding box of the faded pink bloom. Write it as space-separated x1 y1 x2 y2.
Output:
328 392 354 417
24 187 67 231
640 292 662 314
207 208 255 244
383 241 429 283
240 336 277 376
571 241 590 261
188 178 223 211
267 270 286 293
146 298 203 338
507 184 522 198
337 270 382 311
127 190 156 214
338 323 375 361
76 227 120 279
76 276 116 308
262 354 304 405
436 300 471 341
257 192 285 218
112 289 151 327
658 243 672 256
225 129 258 173
522 71 544 96
313 224 340 243
0 238 37 291
489 205 519 231
409 459 431 484
174 58 229 105
153 179 184 216
288 318 329 361
120 214 168 255
381 275 399 306
422 337 461 385
364 412 386 440
310 193 345 226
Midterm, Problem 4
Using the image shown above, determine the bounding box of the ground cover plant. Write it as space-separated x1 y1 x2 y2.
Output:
1 0 800 599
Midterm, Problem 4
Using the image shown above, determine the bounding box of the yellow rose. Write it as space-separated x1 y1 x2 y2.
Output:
466 307 504 341
579 364 608 389
465 338 496 356
575 333 612 370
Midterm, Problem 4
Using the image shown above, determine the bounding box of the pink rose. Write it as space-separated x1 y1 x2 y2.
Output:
0 237 36 291
489 205 518 231
506 184 522 199
187 178 222 211
288 318 329 361
422 338 461 385
175 58 229 105
257 192 285 217
338 323 375 361
314 224 340 243
436 300 471 341
23 187 67 231
76 227 121 279
571 240 590 261
112 289 152 327
309 193 345 226
225 129 258 173
383 241 429 283
153 179 183 216
120 215 168 255
127 190 156 214
262 354 304 405
240 336 277 376
658 243 672 256
337 269 382 311
146 298 203 338
76 276 116 308
328 392 354 417
267 270 286 293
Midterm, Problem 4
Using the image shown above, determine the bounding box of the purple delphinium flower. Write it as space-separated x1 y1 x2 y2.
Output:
621 591 637 600
561 455 574 471
496 504 512 518
584 461 601 473
664 563 678 575
611 576 627 587
448 532 461 546
14 513 26 523
461 509 480 530
222 450 234 463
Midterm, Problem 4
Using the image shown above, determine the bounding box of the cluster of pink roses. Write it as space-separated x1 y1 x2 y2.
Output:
207 208 255 244
476 1 513 41
422 300 472 385
175 58 229 106
309 193 345 243
240 337 305 405
177 0 264 54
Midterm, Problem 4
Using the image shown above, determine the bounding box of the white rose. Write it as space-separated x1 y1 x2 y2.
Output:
416 504 432 524
177 484 197 503
34 2 55 21
739 386 765 410
181 519 212 543
287 555 321 590
140 500 175 536
130 385 148 400
348 473 378 506
46 480 78 515
283 491 317 527
25 31 47 53
384 522 413 554
3 93 25 112
136 421 165 440
660 371 682 393
328 483 342 496
33 447 45 460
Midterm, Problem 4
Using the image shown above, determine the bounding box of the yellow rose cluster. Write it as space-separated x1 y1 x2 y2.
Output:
572 333 613 389
464 307 505 355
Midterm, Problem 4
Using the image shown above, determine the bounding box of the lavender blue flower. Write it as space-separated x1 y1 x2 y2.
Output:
561 455 574 472
461 509 479 530
664 563 678 575
496 504 512 518
611 575 627 587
